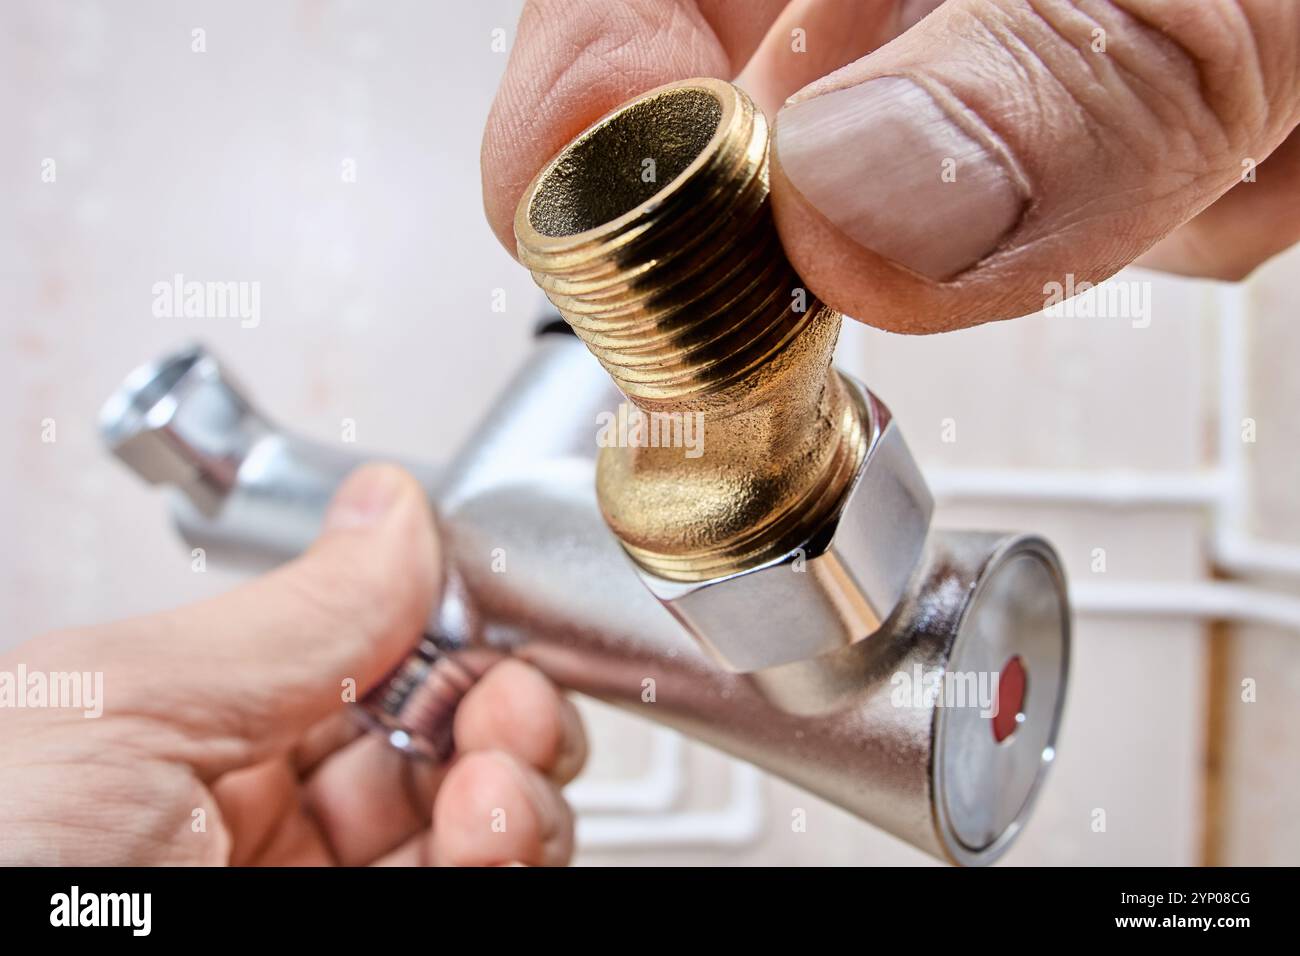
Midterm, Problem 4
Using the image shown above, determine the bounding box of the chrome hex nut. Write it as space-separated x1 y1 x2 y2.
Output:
638 374 934 674
99 344 264 518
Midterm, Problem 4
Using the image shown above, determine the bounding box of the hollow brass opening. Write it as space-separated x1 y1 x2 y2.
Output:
527 87 723 238
515 78 867 582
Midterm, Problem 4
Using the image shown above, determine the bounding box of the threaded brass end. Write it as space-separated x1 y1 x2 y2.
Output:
514 78 868 582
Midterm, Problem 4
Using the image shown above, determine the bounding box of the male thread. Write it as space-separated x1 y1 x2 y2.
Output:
514 78 867 581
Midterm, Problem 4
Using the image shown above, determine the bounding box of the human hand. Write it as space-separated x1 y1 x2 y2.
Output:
0 465 585 866
482 0 1300 332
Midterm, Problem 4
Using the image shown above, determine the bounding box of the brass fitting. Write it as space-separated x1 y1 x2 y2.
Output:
514 77 867 583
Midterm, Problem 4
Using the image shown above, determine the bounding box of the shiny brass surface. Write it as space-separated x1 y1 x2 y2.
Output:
514 78 866 582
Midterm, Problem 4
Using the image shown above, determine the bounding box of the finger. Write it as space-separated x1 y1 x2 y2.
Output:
695 0 794 69
769 0 1300 333
89 464 439 779
211 761 335 866
372 833 528 868
429 751 575 867
738 0 945 115
1136 121 1300 279
300 659 586 866
291 711 365 776
300 733 447 866
481 0 788 251
453 659 588 785
370 831 429 866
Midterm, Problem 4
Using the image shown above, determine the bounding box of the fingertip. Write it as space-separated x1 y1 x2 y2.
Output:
432 751 574 867
310 462 441 627
454 660 588 784
322 463 414 533
770 157 938 333
480 0 739 257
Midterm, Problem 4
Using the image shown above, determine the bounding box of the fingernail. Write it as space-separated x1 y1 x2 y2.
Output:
775 76 1027 280
552 698 589 784
506 759 570 866
324 464 406 532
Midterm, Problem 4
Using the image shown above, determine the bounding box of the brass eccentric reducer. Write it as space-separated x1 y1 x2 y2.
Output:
515 78 934 674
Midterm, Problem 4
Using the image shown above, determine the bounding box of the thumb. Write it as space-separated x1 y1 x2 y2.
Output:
93 464 439 778
770 0 1300 333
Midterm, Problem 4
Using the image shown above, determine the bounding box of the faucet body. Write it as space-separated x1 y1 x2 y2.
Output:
100 331 1069 865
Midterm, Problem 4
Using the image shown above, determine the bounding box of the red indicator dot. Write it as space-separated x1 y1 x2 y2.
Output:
992 655 1028 743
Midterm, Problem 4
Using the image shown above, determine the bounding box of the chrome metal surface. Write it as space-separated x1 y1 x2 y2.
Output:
935 537 1069 863
100 345 263 518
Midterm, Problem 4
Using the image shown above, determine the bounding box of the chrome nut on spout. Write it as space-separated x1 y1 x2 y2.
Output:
514 77 933 674
644 382 932 673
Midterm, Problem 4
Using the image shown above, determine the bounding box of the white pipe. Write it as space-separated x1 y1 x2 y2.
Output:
1216 282 1251 539
923 280 1300 591
576 762 764 848
1213 532 1300 580
926 467 1226 506
1207 285 1300 579
1072 580 1300 631
566 728 685 813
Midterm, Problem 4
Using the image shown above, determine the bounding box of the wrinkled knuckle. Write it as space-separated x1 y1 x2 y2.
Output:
1101 0 1283 150
972 0 1278 171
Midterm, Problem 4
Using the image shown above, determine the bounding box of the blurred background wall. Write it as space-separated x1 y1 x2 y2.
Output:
2 0 1297 865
